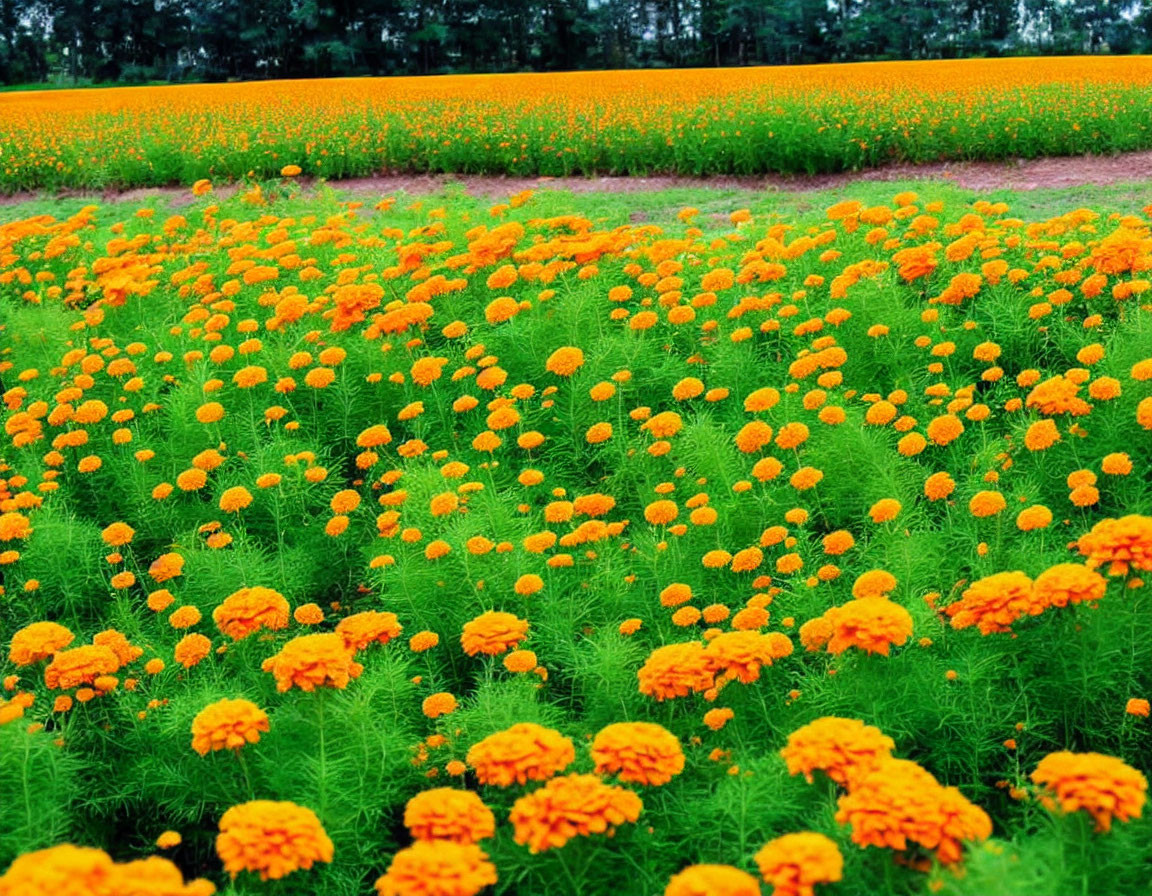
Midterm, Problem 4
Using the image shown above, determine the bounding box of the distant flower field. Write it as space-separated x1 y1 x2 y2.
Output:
5 57 1152 190
2 180 1152 896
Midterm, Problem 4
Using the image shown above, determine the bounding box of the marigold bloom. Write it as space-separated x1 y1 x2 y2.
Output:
509 773 642 852
374 841 497 896
545 346 585 377
261 633 363 692
968 490 1007 518
868 498 901 523
638 641 715 700
781 717 895 788
822 599 912 656
214 586 290 640
1126 698 1150 717
149 552 185 582
336 610 403 650
101 521 135 546
1078 515 1152 576
664 865 761 896
591 722 685 786
9 621 74 666
216 800 333 880
191 698 270 755
403 788 496 843
466 722 575 786
835 758 991 863
0 512 33 541
1031 751 1147 832
44 644 120 689
423 692 458 718
946 571 1038 634
754 832 843 896
174 633 212 668
0 844 212 896
219 486 253 513
704 630 793 683
460 611 529 656
1032 563 1107 609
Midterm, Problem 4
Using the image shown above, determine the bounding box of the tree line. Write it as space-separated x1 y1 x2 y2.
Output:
0 0 1148 85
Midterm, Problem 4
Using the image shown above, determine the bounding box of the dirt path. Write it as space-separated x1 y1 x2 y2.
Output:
6 151 1152 207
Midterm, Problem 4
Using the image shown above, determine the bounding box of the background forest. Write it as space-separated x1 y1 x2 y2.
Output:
0 0 1150 86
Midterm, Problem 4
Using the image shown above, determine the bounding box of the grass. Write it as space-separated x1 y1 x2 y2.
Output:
1 177 1151 896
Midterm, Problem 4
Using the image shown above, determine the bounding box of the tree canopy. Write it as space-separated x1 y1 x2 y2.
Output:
0 0 1148 85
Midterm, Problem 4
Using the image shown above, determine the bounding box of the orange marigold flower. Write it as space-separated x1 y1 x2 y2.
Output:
219 486 253 513
261 633 363 692
460 611 529 656
835 758 991 864
336 610 403 651
214 586 290 640
466 722 575 786
100 521 135 546
868 499 901 523
1126 698 1150 718
403 788 496 843
1078 515 1152 576
945 571 1038 634
968 490 1007 518
423 692 458 718
0 512 33 541
409 630 440 652
822 599 912 656
44 644 120 689
9 621 74 666
781 717 895 788
545 346 585 377
1032 563 1107 609
149 552 185 583
754 831 843 896
0 844 212 896
1031 751 1147 832
638 641 715 700
851 569 897 600
191 698 270 755
664 864 761 896
216 800 333 880
374 841 497 896
704 630 793 683
508 773 642 853
591 722 685 786
174 633 212 668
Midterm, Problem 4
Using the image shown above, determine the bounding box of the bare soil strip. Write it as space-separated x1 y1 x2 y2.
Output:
6 151 1152 207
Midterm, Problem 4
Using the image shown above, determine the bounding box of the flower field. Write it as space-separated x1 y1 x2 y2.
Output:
1 178 1152 896
6 57 1152 191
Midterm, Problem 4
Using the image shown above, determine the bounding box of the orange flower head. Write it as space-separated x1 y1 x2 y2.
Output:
754 831 843 896
664 864 761 896
591 722 685 786
191 698 270 755
214 586 290 640
835 758 991 863
1031 751 1147 832
216 799 333 880
374 841 497 896
336 610 403 651
403 788 496 843
780 717 895 788
466 722 575 786
261 633 363 692
460 611 529 656
508 773 642 853
9 621 74 666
